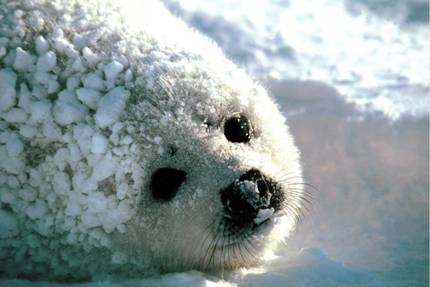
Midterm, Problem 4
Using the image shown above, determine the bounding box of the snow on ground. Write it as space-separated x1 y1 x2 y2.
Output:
267 79 429 286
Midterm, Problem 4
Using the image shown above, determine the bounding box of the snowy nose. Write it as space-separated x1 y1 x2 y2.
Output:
220 169 274 224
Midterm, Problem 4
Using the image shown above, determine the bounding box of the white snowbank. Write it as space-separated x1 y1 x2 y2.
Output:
164 0 429 120
0 248 391 286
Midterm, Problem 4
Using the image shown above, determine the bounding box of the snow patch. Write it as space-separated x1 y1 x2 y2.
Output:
104 60 124 80
0 69 17 112
13 47 35 71
91 132 108 154
254 208 274 225
36 51 57 72
0 210 18 239
95 87 130 128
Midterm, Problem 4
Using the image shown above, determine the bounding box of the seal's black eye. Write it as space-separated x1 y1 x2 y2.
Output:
151 168 187 201
224 114 252 143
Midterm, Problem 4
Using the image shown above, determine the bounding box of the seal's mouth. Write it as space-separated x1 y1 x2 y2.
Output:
196 170 295 271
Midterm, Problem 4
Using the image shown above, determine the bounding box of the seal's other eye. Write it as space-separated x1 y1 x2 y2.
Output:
151 168 187 201
224 114 253 143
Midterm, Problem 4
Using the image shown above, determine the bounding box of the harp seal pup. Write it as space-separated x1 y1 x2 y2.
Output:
0 0 304 281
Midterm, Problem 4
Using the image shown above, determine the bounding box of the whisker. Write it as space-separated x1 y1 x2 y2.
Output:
198 217 218 269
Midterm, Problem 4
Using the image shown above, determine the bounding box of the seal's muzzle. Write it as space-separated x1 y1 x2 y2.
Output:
220 169 277 226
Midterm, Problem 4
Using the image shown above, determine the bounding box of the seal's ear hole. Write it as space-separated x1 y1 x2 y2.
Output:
224 114 253 143
151 168 187 201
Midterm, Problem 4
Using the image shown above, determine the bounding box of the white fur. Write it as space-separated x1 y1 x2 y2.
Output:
0 0 303 281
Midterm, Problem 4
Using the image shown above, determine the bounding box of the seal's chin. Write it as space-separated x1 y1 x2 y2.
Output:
197 213 282 271
219 206 284 246
219 209 275 240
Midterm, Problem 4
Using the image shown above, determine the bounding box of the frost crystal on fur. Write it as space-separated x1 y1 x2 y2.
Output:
0 0 303 281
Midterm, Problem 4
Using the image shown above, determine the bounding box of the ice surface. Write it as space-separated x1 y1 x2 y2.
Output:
0 247 403 286
238 248 375 287
0 272 235 287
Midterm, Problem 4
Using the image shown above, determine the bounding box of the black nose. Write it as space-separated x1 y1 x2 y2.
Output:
220 169 274 223
151 168 187 201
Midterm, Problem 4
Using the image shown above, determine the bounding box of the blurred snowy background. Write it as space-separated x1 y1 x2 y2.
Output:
2 0 428 286
164 0 429 120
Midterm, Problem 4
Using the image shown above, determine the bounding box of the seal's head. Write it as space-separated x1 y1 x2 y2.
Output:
123 61 304 273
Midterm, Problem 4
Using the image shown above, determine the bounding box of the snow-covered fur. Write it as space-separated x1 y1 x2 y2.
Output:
0 0 303 281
